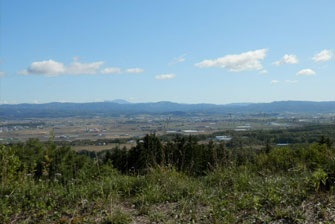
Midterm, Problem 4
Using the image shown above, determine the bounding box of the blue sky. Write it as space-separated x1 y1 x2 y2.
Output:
0 0 334 104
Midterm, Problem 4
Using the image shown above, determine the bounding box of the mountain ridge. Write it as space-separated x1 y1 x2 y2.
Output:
1 100 335 119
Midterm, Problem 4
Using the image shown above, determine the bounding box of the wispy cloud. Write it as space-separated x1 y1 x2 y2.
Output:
297 69 316 76
195 49 267 72
101 67 122 74
20 59 104 77
125 68 144 73
155 73 176 80
170 54 186 65
312 50 332 62
271 80 280 84
73 56 80 61
67 61 104 75
0 71 4 77
273 54 298 66
259 69 268 74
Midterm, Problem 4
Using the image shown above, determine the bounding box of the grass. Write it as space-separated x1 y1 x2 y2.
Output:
2 137 335 223
2 166 335 223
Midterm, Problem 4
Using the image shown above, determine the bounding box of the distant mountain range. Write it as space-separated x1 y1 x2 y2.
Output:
1 101 335 119
105 99 132 104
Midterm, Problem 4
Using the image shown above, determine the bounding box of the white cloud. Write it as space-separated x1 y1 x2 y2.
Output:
155 73 176 80
312 50 332 62
285 80 298 84
195 49 267 72
0 71 4 76
20 59 104 76
101 67 122 74
20 60 66 76
126 68 144 73
271 80 280 84
273 54 298 66
297 69 316 76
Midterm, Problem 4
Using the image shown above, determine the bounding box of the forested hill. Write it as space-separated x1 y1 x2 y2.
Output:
1 101 335 118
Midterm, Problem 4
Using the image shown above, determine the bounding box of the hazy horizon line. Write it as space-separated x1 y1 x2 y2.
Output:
2 99 335 106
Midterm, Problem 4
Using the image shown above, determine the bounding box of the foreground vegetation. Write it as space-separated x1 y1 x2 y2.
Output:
1 133 335 223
